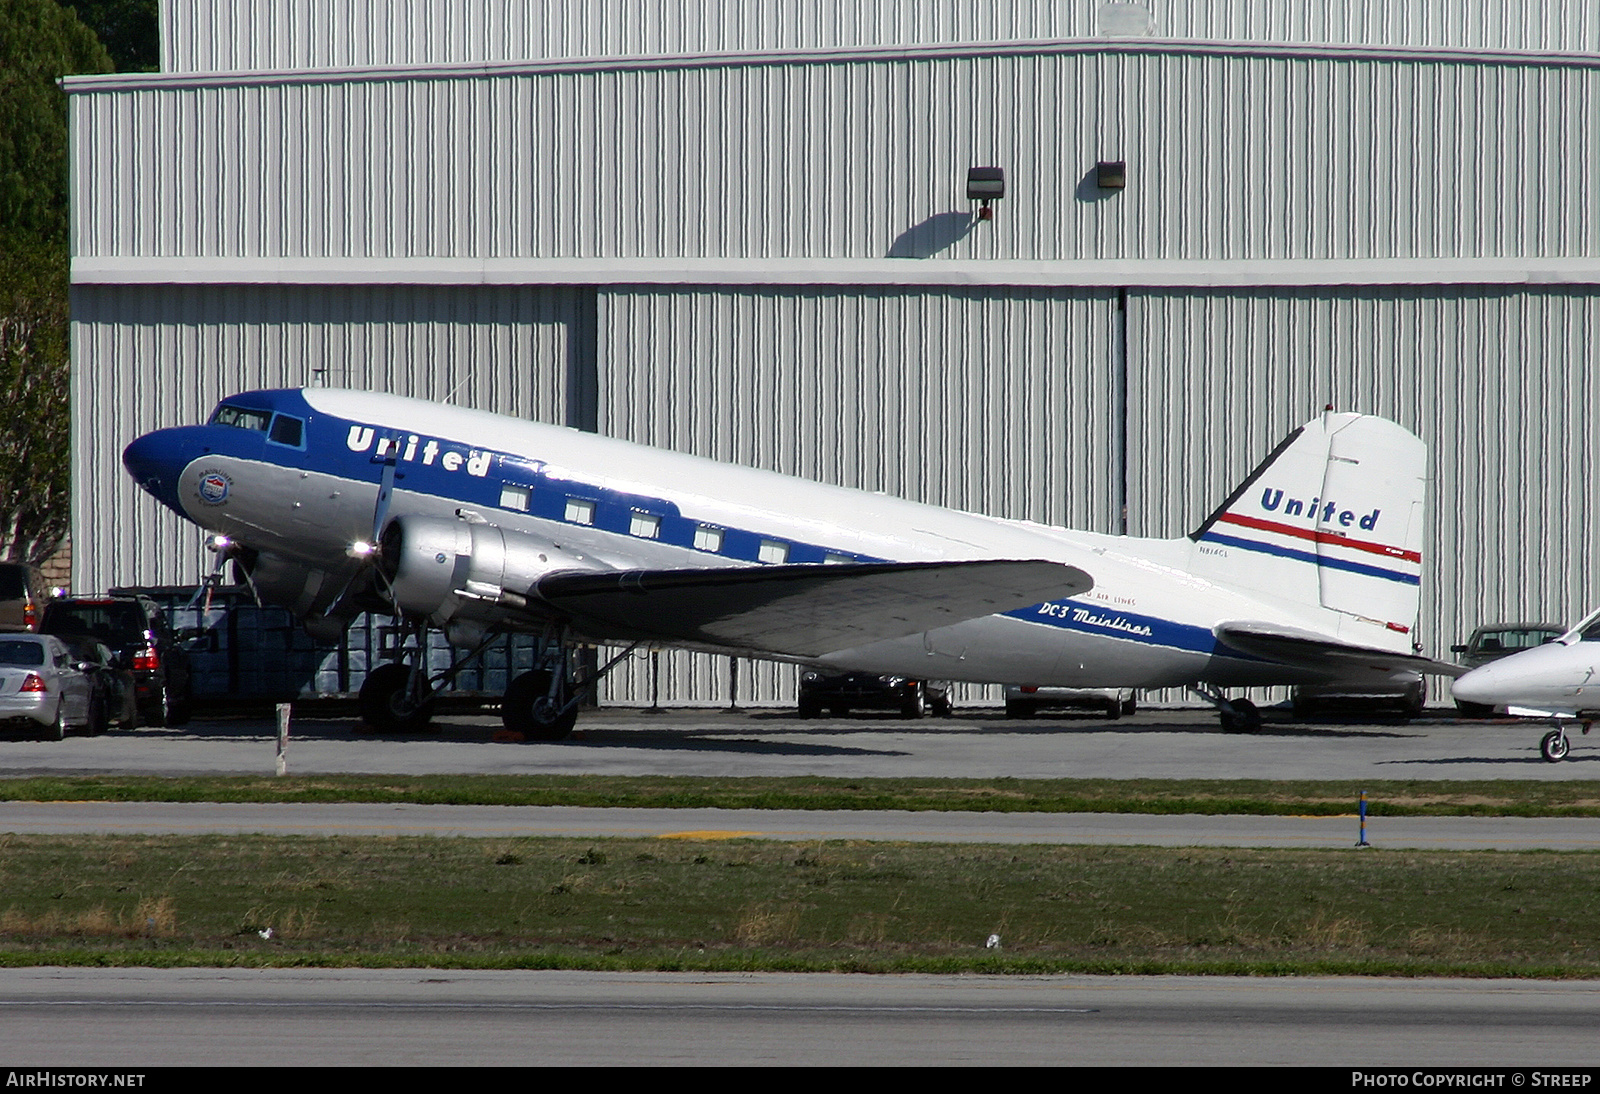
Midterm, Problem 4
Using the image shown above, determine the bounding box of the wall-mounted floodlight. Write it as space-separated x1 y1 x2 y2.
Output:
1096 161 1126 190
967 166 1005 220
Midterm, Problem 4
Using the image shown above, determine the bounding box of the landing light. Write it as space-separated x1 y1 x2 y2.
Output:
347 540 376 559
205 534 233 553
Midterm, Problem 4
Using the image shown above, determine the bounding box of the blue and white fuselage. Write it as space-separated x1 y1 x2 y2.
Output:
124 388 1446 709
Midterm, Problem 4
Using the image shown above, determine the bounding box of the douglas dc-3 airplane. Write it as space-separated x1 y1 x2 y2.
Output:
122 389 1463 739
1452 608 1600 761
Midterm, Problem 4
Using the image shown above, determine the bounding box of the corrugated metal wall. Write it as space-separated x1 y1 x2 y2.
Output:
71 284 587 592
160 0 1600 73
70 46 1600 264
594 285 1120 704
66 8 1600 708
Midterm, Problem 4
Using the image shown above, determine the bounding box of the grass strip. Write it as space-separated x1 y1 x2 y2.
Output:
4 774 1600 816
1 834 1599 976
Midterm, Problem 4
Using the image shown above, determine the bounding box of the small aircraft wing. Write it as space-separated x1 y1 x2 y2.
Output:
535 559 1091 658
1214 621 1469 679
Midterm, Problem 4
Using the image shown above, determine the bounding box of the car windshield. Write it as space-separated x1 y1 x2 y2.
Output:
1480 628 1560 651
0 640 44 666
42 602 148 643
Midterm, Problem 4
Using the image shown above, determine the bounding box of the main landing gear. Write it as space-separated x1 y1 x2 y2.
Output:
356 618 638 742
1191 684 1262 733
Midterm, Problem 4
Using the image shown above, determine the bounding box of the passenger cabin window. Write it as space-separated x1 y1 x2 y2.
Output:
267 414 304 447
757 539 789 564
629 512 661 539
824 552 854 565
693 525 724 552
211 405 271 432
564 498 595 525
499 485 530 512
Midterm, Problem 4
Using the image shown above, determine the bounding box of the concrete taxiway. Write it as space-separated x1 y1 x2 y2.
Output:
0 706 1585 781
4 800 1600 850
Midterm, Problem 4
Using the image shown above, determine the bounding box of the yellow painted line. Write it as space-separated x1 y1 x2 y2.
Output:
657 830 763 840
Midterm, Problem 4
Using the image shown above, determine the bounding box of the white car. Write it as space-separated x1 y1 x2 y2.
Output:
0 635 96 740
1004 684 1136 720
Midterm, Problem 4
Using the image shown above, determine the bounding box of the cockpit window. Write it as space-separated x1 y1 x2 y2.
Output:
268 414 304 447
211 405 271 432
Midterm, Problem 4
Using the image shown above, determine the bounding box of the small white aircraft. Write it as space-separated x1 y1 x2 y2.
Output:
1452 608 1600 761
122 389 1461 738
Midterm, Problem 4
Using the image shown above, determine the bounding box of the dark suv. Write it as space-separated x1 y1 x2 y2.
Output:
40 596 193 726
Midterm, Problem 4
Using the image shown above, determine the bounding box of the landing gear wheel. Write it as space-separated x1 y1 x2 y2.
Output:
1220 698 1261 733
901 683 927 719
1541 729 1571 763
359 662 436 733
503 670 578 741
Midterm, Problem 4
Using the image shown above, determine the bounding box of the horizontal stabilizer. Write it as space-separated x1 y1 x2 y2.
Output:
1215 621 1467 680
535 559 1092 658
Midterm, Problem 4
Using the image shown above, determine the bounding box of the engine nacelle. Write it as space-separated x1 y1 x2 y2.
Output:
378 515 596 623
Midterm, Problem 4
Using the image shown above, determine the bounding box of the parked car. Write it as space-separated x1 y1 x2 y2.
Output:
1004 684 1136 719
1292 674 1426 719
798 672 952 718
0 562 50 632
55 634 137 730
1450 621 1566 715
0 634 97 739
39 596 193 726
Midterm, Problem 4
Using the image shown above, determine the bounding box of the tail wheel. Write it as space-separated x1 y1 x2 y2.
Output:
358 663 436 733
503 670 578 741
1220 698 1261 733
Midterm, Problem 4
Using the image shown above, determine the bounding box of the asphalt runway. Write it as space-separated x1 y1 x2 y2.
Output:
2 968 1597 1067
0 706 1586 781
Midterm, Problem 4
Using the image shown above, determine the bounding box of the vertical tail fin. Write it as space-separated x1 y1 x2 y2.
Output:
1188 412 1426 649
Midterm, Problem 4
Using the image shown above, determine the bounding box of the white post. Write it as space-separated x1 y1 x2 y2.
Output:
275 702 291 776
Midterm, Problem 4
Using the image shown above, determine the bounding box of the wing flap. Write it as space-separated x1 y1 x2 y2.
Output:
1215 621 1467 680
535 559 1091 658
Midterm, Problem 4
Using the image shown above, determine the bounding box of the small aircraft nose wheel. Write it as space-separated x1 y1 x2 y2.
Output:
1540 728 1571 763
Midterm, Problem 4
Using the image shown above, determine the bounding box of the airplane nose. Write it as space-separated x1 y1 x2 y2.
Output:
122 427 206 516
1449 663 1503 705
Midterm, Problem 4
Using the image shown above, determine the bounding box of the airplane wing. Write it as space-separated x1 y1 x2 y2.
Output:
1214 621 1469 679
534 559 1091 658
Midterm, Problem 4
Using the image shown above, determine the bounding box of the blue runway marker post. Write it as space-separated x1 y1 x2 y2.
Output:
1356 790 1370 847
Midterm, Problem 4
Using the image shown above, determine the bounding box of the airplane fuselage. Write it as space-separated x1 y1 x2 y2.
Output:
1452 610 1600 718
123 388 1412 691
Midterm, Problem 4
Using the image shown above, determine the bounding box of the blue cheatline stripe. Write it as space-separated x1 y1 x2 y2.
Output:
1199 532 1421 585
1001 601 1271 662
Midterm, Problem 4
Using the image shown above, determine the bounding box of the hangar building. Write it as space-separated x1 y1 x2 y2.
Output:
66 0 1600 705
